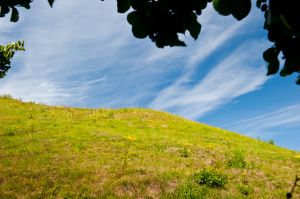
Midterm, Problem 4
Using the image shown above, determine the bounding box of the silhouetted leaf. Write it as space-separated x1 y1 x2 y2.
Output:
213 0 251 20
127 11 138 25
231 0 251 20
187 16 201 40
10 7 19 22
117 0 130 13
48 0 55 7
213 0 232 16
266 61 280 75
0 5 10 17
263 47 280 75
256 0 262 8
263 47 278 62
296 76 300 85
129 0 145 10
280 59 293 77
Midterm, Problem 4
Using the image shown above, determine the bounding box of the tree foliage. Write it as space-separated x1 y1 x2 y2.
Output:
257 0 300 83
0 0 54 77
0 0 300 84
115 0 300 83
0 41 25 78
0 0 55 22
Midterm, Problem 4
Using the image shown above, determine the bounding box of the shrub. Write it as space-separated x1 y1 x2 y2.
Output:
107 111 115 119
163 182 208 199
3 126 17 136
267 139 275 145
227 149 247 169
193 170 227 188
237 184 253 196
179 148 190 158
0 94 12 99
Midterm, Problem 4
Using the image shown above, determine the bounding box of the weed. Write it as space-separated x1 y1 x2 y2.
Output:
267 139 275 145
26 120 34 133
38 180 54 199
51 185 62 198
241 170 248 184
163 181 208 199
0 94 13 99
227 149 247 169
120 136 136 175
107 111 115 119
193 170 227 188
237 184 253 196
63 192 89 199
179 148 190 158
73 143 86 151
3 126 17 136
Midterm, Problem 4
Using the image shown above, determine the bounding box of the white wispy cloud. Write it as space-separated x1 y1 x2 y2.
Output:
223 104 300 136
150 39 269 119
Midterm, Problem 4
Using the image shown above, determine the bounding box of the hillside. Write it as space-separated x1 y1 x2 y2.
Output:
0 96 299 198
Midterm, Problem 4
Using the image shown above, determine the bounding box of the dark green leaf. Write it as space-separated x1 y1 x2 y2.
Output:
127 11 139 25
0 6 10 17
132 24 148 39
263 47 279 63
48 0 55 7
213 0 232 16
117 0 130 13
169 38 186 47
213 0 251 20
129 0 145 10
256 0 262 8
263 47 280 75
187 20 201 40
280 59 294 77
127 11 148 38
266 60 280 75
296 75 300 85
231 0 252 21
10 7 19 22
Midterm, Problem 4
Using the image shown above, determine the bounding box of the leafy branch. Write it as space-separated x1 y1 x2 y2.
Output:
0 41 25 78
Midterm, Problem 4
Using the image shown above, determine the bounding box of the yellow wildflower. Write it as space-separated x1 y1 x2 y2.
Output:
295 155 300 160
126 136 136 142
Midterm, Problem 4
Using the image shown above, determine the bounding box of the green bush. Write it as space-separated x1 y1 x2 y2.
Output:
163 182 208 199
193 170 227 188
179 148 191 158
3 126 17 136
237 184 253 196
227 149 247 169
0 94 12 99
267 139 275 145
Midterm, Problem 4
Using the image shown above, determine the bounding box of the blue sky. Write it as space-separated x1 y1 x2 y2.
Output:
0 0 299 151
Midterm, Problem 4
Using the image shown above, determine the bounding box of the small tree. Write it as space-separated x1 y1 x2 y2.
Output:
0 41 25 78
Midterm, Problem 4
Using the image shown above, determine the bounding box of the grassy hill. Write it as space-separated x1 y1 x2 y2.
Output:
0 96 299 198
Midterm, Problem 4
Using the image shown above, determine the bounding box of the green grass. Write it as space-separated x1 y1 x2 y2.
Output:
0 97 299 198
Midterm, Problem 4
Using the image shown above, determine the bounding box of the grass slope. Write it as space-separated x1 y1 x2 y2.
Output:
0 96 299 198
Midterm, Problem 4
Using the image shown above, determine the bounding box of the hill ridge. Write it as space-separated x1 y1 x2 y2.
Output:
0 96 299 198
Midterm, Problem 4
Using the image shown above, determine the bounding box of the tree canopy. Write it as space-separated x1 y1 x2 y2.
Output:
0 0 300 83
